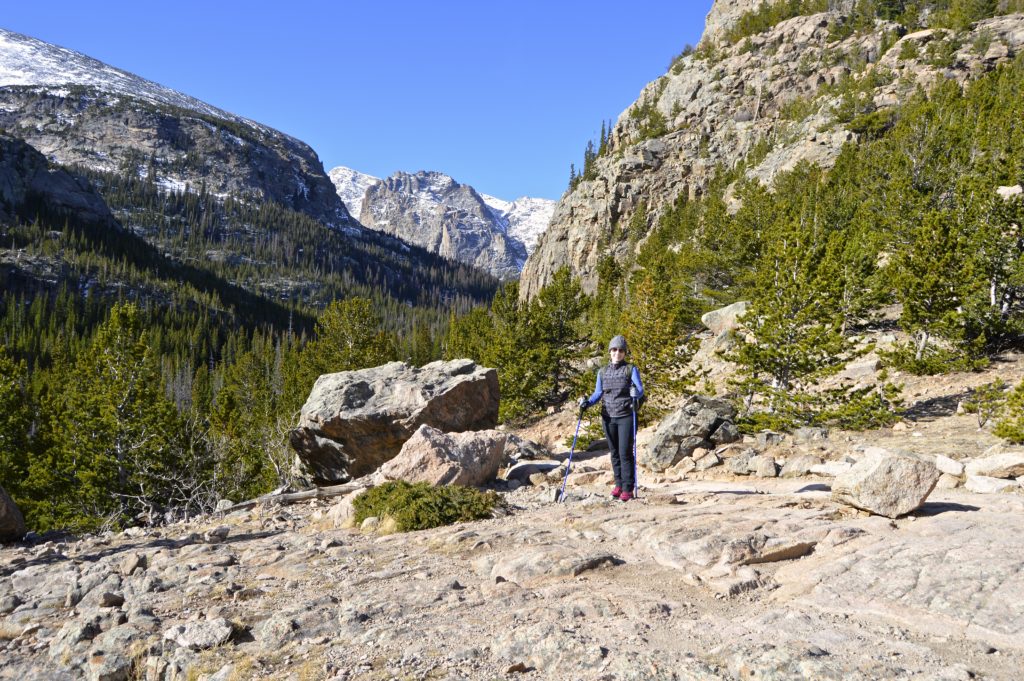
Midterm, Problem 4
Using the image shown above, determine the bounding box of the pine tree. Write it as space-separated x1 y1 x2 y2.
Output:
25 303 186 531
528 267 588 403
0 346 31 498
287 297 398 411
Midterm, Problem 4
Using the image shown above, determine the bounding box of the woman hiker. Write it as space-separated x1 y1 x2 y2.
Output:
578 335 645 501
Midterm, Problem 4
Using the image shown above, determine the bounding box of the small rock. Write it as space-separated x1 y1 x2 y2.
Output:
163 618 233 650
755 431 784 449
751 455 778 478
965 452 1024 479
694 451 721 471
934 454 965 477
204 526 230 544
0 594 23 615
119 553 146 577
965 475 1019 494
99 593 125 608
832 447 940 518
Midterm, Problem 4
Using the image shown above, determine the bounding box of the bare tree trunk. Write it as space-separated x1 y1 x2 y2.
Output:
220 480 372 514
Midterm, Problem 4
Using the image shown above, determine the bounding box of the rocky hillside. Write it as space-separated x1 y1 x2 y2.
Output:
520 1 1024 297
3 348 1024 680
359 170 530 280
330 165 555 274
0 28 355 230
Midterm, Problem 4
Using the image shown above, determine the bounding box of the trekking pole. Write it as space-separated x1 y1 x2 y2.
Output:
557 414 583 503
632 399 640 498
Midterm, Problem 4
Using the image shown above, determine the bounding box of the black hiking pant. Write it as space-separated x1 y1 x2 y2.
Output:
603 413 636 492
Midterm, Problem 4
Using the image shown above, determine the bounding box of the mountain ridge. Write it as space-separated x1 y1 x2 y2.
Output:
330 165 554 278
0 27 356 230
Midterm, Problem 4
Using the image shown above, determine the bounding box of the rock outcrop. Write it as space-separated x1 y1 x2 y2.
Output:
643 395 741 471
378 425 507 487
0 484 25 542
360 171 528 279
520 6 1024 298
290 359 499 484
0 133 116 228
831 447 940 518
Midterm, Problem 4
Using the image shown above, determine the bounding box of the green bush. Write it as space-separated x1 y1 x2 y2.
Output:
993 380 1024 443
817 382 904 430
961 379 1007 428
352 481 503 532
882 340 989 376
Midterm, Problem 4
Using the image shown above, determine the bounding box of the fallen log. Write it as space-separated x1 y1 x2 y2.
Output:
220 479 373 514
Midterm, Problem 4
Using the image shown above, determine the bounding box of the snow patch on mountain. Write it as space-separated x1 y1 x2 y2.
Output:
329 165 554 263
328 166 380 220
480 194 554 256
0 28 280 139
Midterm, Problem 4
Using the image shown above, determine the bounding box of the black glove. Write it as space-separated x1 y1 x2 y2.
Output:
577 397 588 413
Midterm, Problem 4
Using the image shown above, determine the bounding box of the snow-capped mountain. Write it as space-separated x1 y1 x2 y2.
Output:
479 194 555 257
329 165 555 272
0 28 354 229
358 170 529 280
328 166 380 221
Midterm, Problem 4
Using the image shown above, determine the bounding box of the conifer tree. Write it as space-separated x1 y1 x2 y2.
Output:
528 267 589 403
26 303 186 531
287 297 397 411
0 346 31 498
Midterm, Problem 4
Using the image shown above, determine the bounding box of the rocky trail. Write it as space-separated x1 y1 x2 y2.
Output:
3 452 1023 680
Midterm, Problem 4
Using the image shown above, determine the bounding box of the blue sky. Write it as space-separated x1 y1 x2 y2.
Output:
3 1 713 201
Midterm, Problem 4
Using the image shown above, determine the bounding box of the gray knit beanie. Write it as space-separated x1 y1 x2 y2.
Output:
608 335 628 352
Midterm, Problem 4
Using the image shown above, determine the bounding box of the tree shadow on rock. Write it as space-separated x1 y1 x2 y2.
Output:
795 483 831 493
912 501 980 516
903 390 971 422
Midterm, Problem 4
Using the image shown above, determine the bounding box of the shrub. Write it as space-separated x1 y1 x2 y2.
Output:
993 379 1024 443
352 481 503 532
962 379 1007 428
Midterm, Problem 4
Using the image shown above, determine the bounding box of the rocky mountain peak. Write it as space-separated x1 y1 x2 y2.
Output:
519 4 1024 299
328 166 380 220
360 170 526 280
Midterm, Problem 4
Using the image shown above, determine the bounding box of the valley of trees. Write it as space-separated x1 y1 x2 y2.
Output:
0 159 496 532
4 6 1024 535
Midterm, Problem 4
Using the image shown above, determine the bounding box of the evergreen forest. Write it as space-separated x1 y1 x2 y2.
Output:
0 157 497 532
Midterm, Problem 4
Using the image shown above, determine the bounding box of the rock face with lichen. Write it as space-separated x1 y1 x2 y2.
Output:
520 2 1024 299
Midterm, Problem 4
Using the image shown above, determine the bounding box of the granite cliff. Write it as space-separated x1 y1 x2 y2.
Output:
520 1 1024 298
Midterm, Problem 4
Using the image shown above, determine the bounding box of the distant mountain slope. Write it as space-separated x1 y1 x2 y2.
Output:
478 194 554 256
328 166 380 221
329 165 554 276
358 170 528 280
0 28 355 229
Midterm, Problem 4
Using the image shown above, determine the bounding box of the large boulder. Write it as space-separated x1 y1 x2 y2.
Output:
831 448 940 518
378 425 507 487
643 396 741 472
290 359 499 484
964 452 1024 479
0 484 26 542
700 301 749 335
